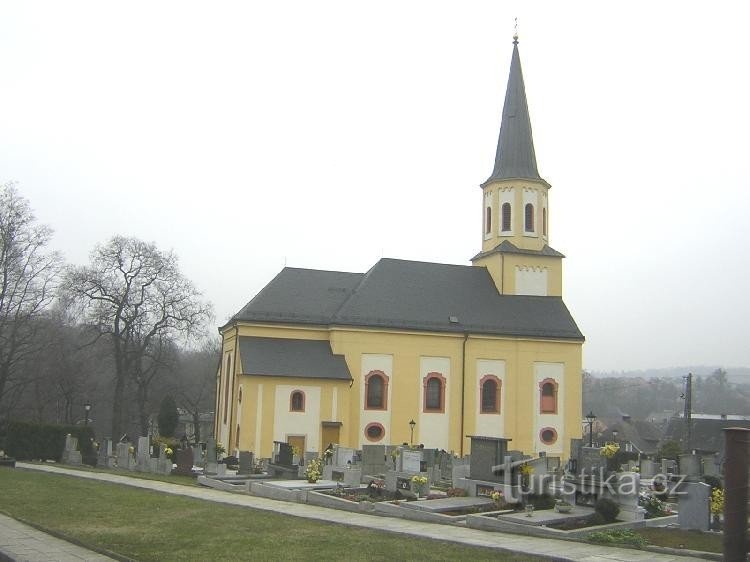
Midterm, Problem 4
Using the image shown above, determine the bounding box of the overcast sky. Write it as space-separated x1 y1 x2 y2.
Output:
1 2 749 372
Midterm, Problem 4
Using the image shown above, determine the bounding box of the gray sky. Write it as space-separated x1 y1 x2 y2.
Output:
1 2 749 372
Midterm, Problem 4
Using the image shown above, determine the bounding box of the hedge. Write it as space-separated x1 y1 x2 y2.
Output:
3 421 96 465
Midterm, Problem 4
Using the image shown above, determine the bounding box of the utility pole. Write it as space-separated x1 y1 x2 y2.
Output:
683 373 692 452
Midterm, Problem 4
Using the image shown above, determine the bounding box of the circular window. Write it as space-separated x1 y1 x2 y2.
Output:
540 427 557 445
364 422 385 442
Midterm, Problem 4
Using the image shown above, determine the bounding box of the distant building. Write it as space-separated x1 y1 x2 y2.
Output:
663 413 750 456
216 37 584 459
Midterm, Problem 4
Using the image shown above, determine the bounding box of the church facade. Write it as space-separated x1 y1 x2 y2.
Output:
215 38 584 460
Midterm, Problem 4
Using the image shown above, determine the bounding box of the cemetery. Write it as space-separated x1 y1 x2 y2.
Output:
34 426 737 555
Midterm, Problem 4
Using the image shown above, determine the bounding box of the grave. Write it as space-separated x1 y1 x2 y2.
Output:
361 444 387 477
193 444 204 467
205 437 218 474
173 447 195 476
157 444 172 475
268 441 300 478
115 442 134 470
677 481 711 531
136 436 151 472
468 436 510 482
400 496 492 514
238 451 254 475
61 435 82 466
639 459 657 478
679 453 701 480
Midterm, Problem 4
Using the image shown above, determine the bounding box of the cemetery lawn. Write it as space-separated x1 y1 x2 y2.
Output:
24 461 202 486
633 528 722 553
0 469 546 561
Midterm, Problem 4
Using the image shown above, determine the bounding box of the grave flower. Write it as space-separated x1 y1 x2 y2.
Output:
599 442 620 459
164 447 174 461
215 442 226 457
710 488 724 515
305 457 323 483
411 475 428 485
519 463 534 476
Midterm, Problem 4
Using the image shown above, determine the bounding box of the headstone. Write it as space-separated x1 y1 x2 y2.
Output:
604 472 644 521
206 437 217 463
468 436 510 483
333 446 355 467
173 448 194 476
421 448 437 467
640 459 657 478
115 442 133 470
679 454 700 479
193 445 204 467
361 445 386 476
661 458 677 475
578 446 605 478
157 445 172 475
677 482 711 531
439 453 453 481
137 437 151 472
303 452 317 467
62 435 82 466
701 454 718 477
401 450 422 473
238 451 254 475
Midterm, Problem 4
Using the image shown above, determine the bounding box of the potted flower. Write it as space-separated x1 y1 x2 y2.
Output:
554 499 573 513
305 457 323 483
490 490 504 508
710 488 724 530
411 474 428 497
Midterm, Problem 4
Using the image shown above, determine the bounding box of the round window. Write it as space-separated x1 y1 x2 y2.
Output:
364 423 385 442
540 427 557 445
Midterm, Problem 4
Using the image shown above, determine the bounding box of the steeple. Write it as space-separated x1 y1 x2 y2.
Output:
483 37 545 186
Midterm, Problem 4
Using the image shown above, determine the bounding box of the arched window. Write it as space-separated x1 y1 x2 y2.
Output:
485 206 492 234
480 375 501 413
542 208 547 236
223 354 231 423
423 372 446 413
502 203 511 232
365 371 388 410
525 203 534 232
290 390 305 412
539 379 558 414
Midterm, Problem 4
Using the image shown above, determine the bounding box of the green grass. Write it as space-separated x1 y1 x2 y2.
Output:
633 527 723 553
0 468 547 561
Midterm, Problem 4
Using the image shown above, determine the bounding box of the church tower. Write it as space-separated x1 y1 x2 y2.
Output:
472 36 564 297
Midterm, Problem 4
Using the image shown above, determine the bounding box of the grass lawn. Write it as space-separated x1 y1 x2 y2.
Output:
634 527 723 553
0 468 547 561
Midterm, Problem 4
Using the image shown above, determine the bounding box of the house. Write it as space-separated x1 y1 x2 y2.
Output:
215 36 584 460
662 413 750 456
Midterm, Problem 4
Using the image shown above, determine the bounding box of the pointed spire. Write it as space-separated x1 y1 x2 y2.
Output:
483 37 545 186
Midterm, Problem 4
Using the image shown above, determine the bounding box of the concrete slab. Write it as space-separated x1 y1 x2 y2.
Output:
498 506 596 526
402 496 493 513
262 479 341 490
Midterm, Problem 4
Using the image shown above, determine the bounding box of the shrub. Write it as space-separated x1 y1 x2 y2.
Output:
588 528 647 547
595 498 620 523
4 421 95 464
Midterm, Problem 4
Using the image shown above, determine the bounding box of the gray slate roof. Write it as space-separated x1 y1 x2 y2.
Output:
238 336 352 380
231 258 583 341
483 40 546 186
471 240 565 262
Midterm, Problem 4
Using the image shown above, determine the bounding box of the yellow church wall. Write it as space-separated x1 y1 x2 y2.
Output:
472 253 562 297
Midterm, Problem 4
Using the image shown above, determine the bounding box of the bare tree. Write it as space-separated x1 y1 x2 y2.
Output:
0 183 61 415
65 236 212 438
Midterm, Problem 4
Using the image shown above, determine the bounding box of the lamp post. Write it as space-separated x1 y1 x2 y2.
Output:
83 403 92 428
409 419 416 445
612 429 619 444
585 411 596 447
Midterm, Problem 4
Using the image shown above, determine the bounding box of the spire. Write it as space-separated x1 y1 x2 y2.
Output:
483 37 545 186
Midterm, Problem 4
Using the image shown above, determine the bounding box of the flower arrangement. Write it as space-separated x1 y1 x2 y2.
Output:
519 463 534 476
600 442 620 459
305 457 323 483
390 449 400 460
710 488 724 515
164 447 174 461
128 446 135 455
490 491 504 504
411 475 428 485
292 446 302 457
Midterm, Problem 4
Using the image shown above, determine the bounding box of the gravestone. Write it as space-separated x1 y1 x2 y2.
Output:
468 436 510 483
157 445 172 475
333 446 355 468
661 458 677 475
136 437 151 472
640 459 657 478
677 482 711 531
238 451 254 475
701 454 718 477
605 472 644 521
439 453 453 481
115 442 133 470
361 445 386 476
578 447 605 478
193 445 204 467
97 438 114 468
401 450 422 473
421 448 437 468
173 448 194 476
303 452 317 466
679 454 700 479
62 435 82 466
205 437 218 474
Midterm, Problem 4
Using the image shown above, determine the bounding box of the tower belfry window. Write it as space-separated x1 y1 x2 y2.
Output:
525 203 534 232
542 208 547 236
485 206 492 234
502 203 511 232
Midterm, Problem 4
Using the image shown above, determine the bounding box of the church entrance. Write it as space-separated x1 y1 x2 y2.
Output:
321 421 341 450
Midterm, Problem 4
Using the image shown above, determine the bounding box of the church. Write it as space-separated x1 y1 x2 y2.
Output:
215 37 584 460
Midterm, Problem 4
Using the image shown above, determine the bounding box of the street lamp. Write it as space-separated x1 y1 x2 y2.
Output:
585 411 596 447
409 419 416 445
611 429 619 444
83 403 92 428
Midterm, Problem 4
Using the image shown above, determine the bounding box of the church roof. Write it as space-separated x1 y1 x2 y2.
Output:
483 39 546 186
231 258 583 341
238 336 352 380
471 240 565 262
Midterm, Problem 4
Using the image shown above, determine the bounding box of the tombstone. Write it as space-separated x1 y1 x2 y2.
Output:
62 435 82 466
136 437 151 472
604 472 644 521
421 448 437 468
173 448 194 476
333 446 355 468
701 454 719 478
401 450 422 473
677 482 711 531
238 451 254 475
578 446 605 478
193 445 204 467
97 438 114 468
661 458 677 475
361 445 387 476
303 452 317 467
640 459 657 478
157 445 172 475
468 436 510 483
115 442 133 470
439 453 453 481
679 454 700 479
205 437 218 474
